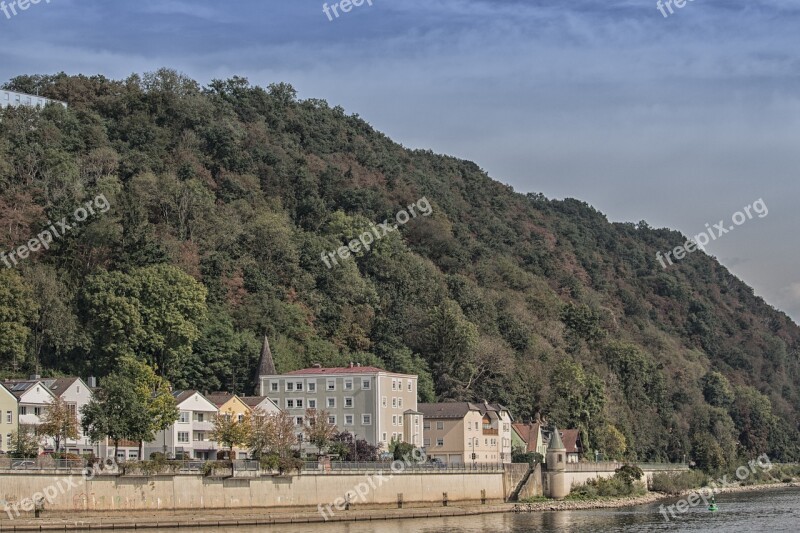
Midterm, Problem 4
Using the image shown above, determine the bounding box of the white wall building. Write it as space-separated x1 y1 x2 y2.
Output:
0 89 67 109
145 391 219 460
42 377 94 455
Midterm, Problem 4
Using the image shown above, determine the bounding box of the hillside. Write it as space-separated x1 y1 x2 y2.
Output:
1 70 798 467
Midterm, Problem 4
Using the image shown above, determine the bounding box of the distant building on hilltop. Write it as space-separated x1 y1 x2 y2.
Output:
1 89 67 110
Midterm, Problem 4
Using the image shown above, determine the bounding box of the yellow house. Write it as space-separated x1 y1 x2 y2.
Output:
0 384 19 453
206 393 252 459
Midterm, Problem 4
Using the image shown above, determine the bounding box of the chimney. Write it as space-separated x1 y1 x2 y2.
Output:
30 374 41 381
87 376 97 388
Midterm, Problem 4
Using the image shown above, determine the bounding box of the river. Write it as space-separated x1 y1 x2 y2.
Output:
121 487 800 532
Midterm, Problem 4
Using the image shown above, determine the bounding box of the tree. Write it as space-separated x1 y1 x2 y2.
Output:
39 396 78 453
10 424 40 458
596 424 627 460
249 410 298 462
212 409 252 458
83 264 207 378
388 436 419 461
329 431 380 462
303 409 337 455
81 357 178 458
701 371 734 408
0 270 38 372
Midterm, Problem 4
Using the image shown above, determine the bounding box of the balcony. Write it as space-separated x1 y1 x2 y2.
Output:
482 428 498 436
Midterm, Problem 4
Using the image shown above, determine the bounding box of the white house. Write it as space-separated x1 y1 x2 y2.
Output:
144 391 219 460
240 396 281 414
42 377 94 455
2 379 56 427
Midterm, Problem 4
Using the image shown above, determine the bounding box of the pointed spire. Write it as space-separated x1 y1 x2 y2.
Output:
548 427 566 451
255 335 276 388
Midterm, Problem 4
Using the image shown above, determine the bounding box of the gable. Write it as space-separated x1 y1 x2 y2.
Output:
177 392 218 412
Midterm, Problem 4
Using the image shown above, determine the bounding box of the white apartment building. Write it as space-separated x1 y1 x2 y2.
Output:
259 364 421 451
145 390 219 460
0 89 67 109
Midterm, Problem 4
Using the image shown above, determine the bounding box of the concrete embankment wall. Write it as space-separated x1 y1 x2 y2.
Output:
0 471 507 514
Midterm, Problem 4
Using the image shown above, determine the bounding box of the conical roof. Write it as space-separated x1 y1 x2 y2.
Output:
548 427 566 451
254 335 276 389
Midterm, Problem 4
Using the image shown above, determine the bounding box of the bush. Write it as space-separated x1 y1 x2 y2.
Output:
650 469 708 494
567 471 647 500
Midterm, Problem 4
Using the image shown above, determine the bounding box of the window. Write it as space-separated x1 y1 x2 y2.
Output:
308 399 317 409
382 396 387 408
344 397 353 408
361 379 371 390
34 407 41 416
407 381 412 392
344 379 353 391
178 412 189 423
345 415 354 425
308 382 316 392
362 414 372 425
327 398 336 408
238 414 244 423
392 398 397 408
195 432 205 442
436 438 444 446
392 415 397 426
398 398 403 408
286 399 295 408
382 432 387 441
196 413 205 422
296 399 303 408
178 432 189 443
328 415 336 425
296 417 304 426
436 421 444 430
392 379 397 391
270 382 279 392
327 379 336 391
399 417 403 426
423 437 431 446
296 382 303 391
20 406 27 415
423 421 430 430
286 382 294 391
6 411 11 424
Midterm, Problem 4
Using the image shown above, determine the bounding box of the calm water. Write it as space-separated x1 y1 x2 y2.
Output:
121 488 800 532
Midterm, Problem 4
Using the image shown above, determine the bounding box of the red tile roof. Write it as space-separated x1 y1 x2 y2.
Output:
560 429 582 454
512 422 542 453
282 366 387 375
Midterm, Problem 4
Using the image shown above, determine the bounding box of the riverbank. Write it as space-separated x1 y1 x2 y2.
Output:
1 481 797 531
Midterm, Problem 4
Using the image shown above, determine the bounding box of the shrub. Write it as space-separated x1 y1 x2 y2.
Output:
650 470 708 494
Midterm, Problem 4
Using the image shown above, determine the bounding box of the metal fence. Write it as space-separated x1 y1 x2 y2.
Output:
301 461 505 473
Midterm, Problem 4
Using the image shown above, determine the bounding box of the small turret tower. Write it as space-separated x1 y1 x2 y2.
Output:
546 427 569 499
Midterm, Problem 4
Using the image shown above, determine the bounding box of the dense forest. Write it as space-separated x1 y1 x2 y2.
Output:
1 70 798 469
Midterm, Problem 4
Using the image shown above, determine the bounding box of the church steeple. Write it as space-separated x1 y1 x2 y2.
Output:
254 335 276 391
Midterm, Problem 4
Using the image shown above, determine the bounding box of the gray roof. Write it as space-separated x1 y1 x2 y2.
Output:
548 426 566 450
418 401 510 420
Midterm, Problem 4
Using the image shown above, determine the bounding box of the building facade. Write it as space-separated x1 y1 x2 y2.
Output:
145 391 219 460
418 402 513 465
42 377 94 455
512 422 548 462
0 384 19 453
0 90 67 109
259 364 419 451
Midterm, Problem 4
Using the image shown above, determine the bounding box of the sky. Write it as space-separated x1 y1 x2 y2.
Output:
1 0 799 319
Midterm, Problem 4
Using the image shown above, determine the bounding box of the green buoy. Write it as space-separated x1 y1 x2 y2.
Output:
708 495 718 512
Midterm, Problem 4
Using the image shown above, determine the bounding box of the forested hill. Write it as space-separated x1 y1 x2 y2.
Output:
1 70 799 467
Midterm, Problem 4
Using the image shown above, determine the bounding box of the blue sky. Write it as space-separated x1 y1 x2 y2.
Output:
2 0 800 318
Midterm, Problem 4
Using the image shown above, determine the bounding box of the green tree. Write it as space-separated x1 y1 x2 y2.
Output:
0 270 38 372
212 409 252 459
84 264 207 377
303 409 337 455
10 424 40 458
